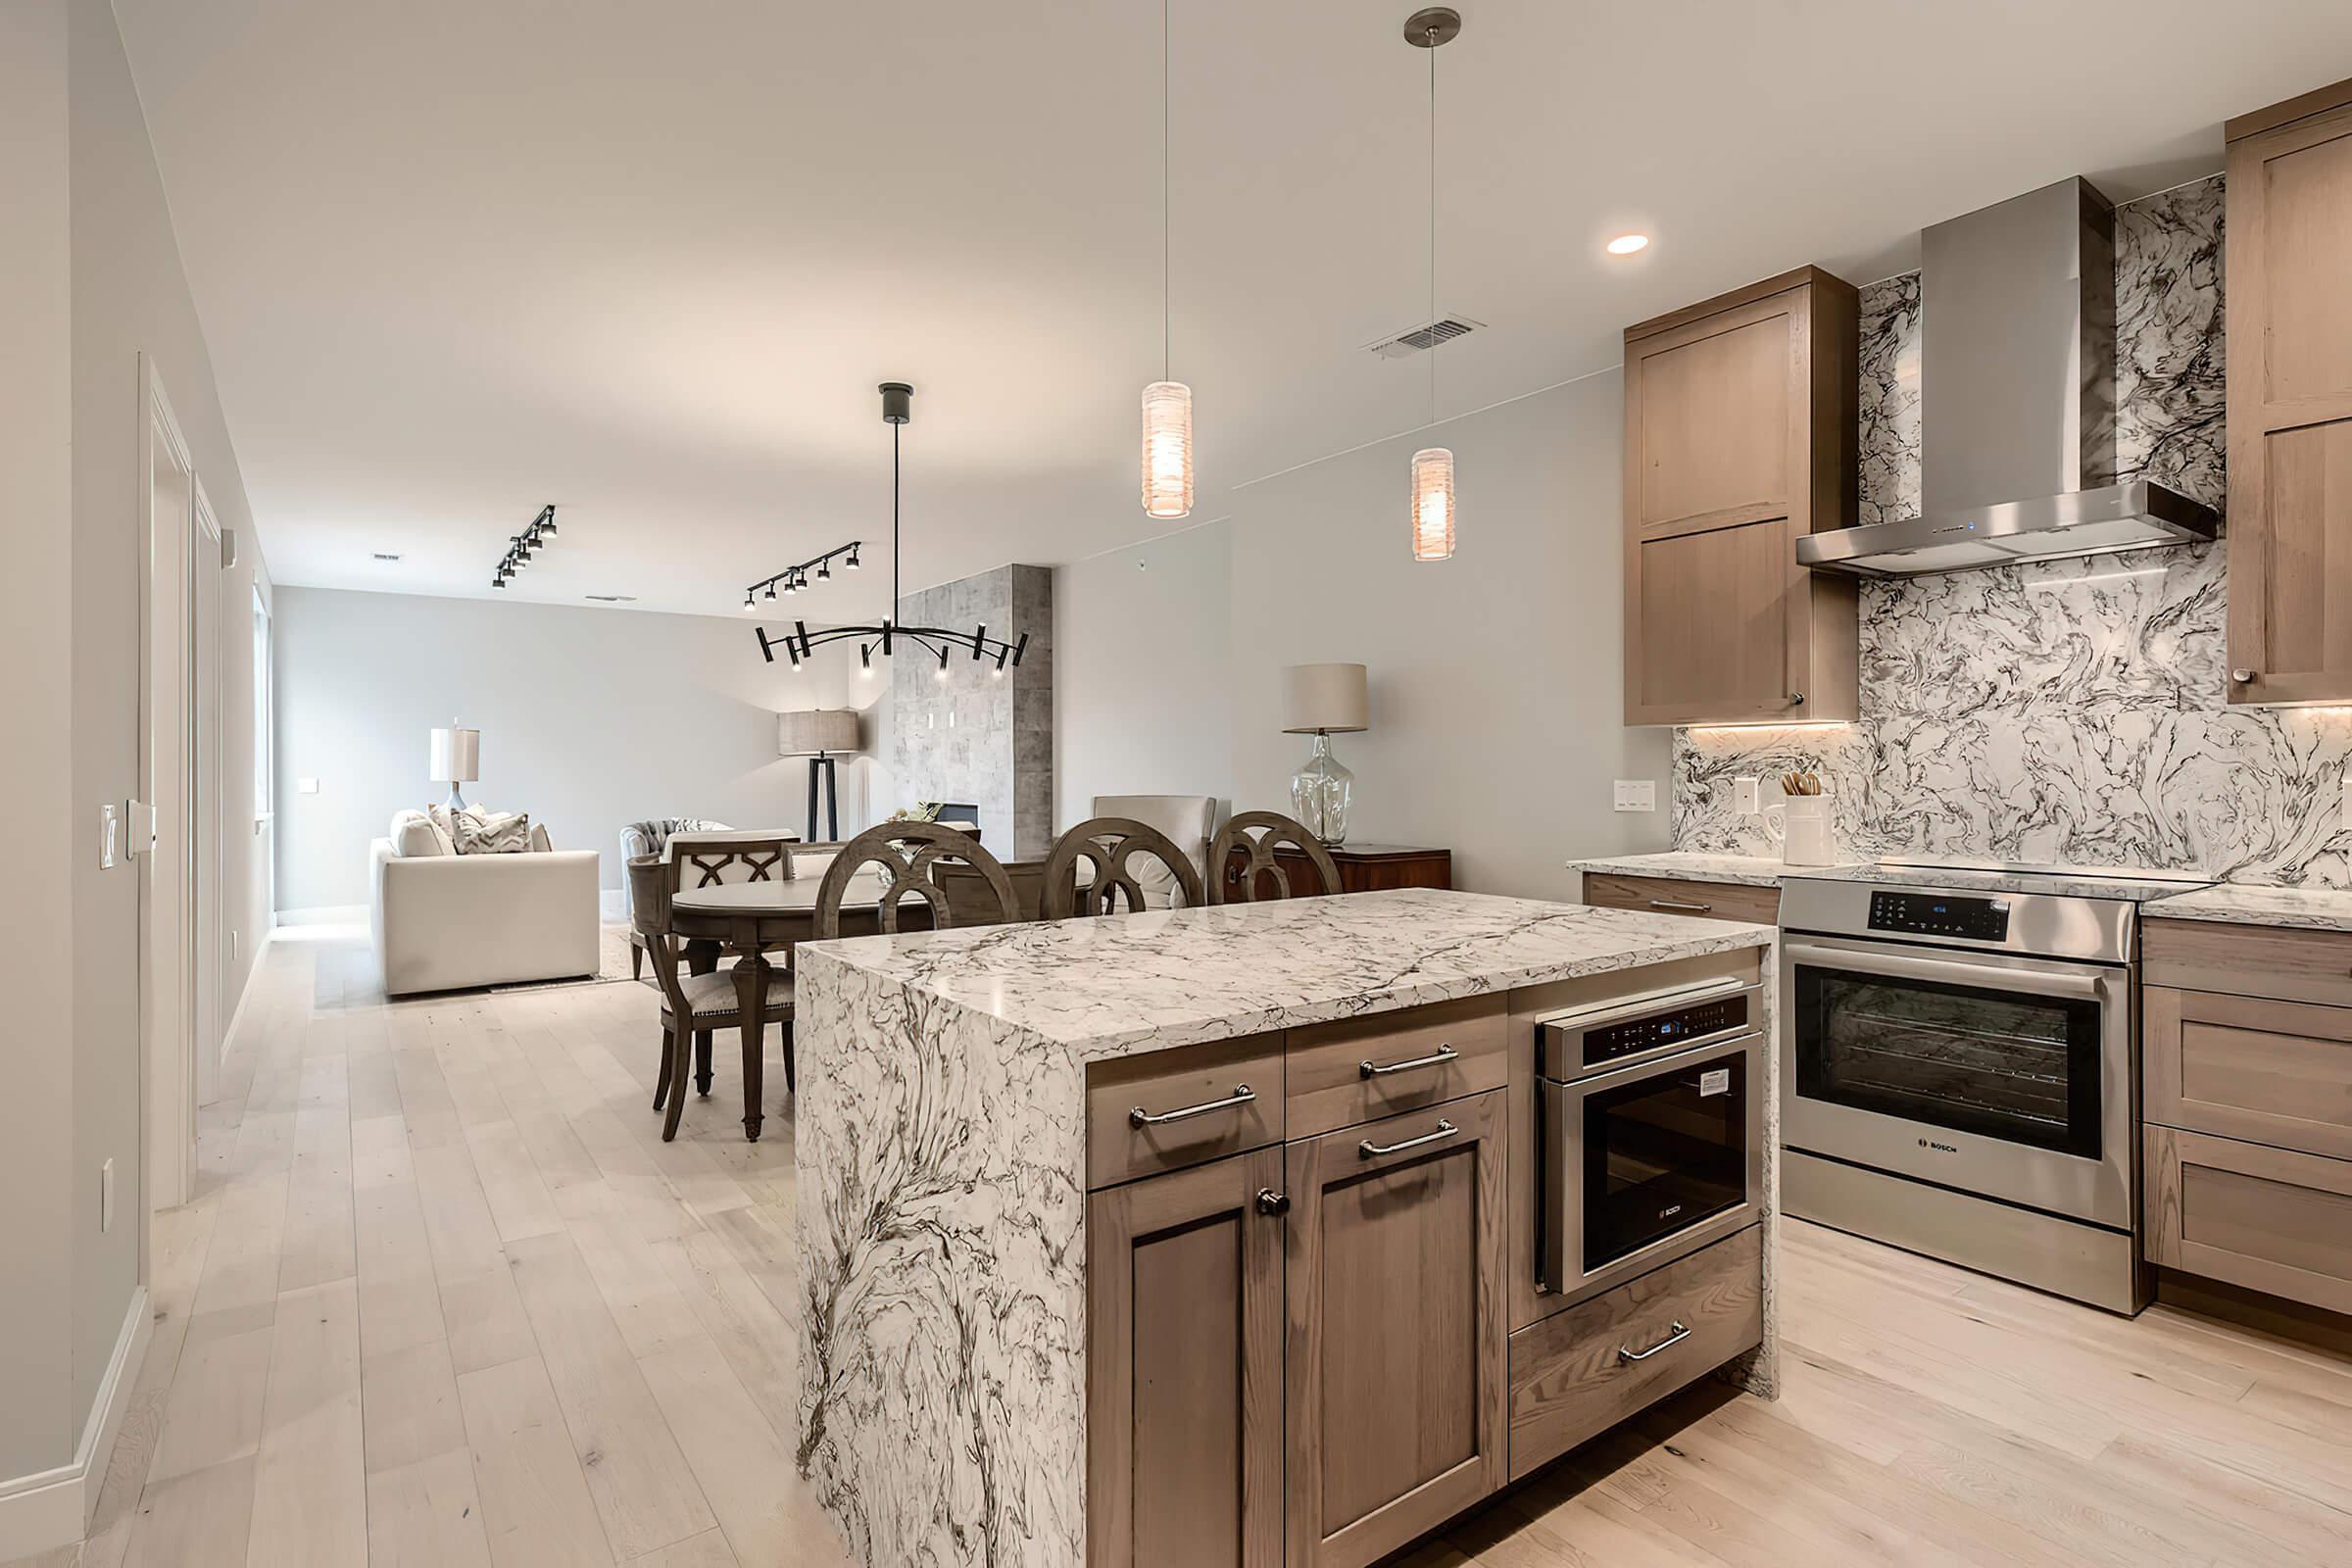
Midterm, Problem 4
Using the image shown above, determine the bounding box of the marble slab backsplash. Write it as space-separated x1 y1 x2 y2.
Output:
1676 175 2352 887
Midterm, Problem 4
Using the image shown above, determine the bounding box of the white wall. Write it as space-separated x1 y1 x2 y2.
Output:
1055 519 1235 825
274 587 892 909
1055 370 1671 902
1 0 78 1490
0 0 274 1510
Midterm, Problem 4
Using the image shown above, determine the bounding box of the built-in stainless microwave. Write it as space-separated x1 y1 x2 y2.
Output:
1535 977 1766 1303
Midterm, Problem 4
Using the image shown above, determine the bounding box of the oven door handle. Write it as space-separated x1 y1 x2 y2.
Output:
1785 940 2109 1001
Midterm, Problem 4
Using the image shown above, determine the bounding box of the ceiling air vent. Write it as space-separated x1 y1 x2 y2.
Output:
584 594 638 604
1363 315 1484 359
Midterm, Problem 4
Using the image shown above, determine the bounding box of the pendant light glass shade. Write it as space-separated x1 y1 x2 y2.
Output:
1141 380 1195 518
1410 446 1455 561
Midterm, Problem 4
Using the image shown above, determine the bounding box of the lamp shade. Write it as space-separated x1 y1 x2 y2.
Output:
1280 663 1369 734
778 709 861 757
428 726 479 783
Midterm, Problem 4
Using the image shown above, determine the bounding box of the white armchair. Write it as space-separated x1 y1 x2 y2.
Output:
369 810 600 995
1090 795 1217 908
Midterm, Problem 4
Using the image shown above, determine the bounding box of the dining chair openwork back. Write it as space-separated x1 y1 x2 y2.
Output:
670 835 795 889
627 854 795 1142
811 822 1020 940
1039 816 1206 919
1207 810 1345 904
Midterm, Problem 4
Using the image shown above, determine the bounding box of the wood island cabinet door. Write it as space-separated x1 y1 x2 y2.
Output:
2227 83 2352 705
1284 1090 1507 1568
1087 1147 1284 1568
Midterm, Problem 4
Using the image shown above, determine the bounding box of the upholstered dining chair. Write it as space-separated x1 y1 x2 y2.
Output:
1206 810 1345 904
1039 816 1206 919
626 855 795 1142
1089 795 1216 907
811 822 1019 939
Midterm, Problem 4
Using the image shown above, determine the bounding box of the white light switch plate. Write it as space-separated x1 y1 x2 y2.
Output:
1613 779 1656 812
1732 776 1761 815
101 1158 115 1233
298 777 320 795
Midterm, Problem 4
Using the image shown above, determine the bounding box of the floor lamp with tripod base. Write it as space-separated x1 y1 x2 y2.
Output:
778 709 860 843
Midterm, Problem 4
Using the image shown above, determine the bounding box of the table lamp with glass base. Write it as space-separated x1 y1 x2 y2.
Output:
1280 662 1368 845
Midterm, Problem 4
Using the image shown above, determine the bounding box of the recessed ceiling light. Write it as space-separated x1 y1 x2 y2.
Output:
1606 233 1650 257
371 552 404 562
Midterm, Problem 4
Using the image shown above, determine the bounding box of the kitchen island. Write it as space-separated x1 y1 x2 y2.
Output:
791 888 1780 1568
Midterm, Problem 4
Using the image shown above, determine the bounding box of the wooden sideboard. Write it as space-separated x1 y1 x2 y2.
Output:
1277 842 1452 895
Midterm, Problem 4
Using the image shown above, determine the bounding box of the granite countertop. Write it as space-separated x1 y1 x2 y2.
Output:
792 887 1774 1061
1567 851 1804 887
2145 883 2352 931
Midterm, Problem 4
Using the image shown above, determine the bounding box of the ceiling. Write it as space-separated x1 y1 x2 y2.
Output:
117 0 2352 621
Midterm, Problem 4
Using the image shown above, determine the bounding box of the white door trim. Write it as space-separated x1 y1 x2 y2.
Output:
140 354 195 1216
193 478 222 1108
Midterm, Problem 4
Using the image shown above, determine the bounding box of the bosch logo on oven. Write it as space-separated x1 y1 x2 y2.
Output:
1918 1137 1960 1153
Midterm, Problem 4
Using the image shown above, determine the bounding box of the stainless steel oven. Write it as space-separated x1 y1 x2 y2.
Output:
1536 977 1765 1304
1779 872 2155 1313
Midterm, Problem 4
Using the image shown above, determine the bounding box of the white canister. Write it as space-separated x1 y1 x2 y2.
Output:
1764 794 1836 867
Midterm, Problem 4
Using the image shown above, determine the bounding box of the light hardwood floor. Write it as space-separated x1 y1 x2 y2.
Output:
16 925 2352 1567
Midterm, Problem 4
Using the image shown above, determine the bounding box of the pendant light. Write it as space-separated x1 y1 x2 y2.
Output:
1407 8 1460 562
1141 0 1194 518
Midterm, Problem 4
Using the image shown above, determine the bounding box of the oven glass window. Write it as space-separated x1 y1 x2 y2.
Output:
1793 965 2102 1158
1582 1054 1747 1271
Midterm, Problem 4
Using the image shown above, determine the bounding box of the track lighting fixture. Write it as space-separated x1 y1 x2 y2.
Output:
486 505 558 592
744 542 858 611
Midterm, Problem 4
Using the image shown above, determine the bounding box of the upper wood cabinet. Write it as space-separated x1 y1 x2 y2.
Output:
2226 78 2352 706
1622 267 1859 726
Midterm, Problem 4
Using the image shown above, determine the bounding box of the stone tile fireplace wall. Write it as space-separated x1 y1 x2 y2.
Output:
1673 176 2352 887
892 564 1054 859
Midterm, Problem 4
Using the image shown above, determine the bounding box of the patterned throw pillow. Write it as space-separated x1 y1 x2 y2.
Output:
453 809 533 855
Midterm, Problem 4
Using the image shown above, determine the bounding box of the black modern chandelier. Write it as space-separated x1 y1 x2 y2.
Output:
490 505 557 589
742 539 861 612
756 382 1029 681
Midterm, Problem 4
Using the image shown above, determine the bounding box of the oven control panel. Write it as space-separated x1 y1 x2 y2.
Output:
1585 994 1750 1066
1868 889 2011 941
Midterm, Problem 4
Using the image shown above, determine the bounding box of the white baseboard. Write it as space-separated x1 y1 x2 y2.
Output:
275 903 368 927
0 1286 151 1559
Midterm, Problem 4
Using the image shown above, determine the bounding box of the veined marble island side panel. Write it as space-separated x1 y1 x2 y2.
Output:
791 955 1090 1568
791 889 1779 1568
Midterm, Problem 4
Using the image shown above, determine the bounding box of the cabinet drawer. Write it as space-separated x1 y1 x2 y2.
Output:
2146 1124 2352 1315
1582 873 1781 927
2145 987 2352 1159
2143 917 2352 1008
1284 995 1506 1141
1085 1034 1284 1191
1506 1225 1762 1481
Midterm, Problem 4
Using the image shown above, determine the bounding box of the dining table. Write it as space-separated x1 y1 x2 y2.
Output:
665 869 936 1140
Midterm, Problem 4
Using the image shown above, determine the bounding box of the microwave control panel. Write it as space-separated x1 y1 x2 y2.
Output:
1868 890 2011 942
1585 995 1749 1065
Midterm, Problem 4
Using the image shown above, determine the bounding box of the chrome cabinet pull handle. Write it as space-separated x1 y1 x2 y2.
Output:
1647 898 1713 913
1618 1321 1691 1364
1129 1084 1255 1128
1358 1118 1457 1160
1359 1043 1459 1079
2230 668 2256 683
1254 1189 1290 1217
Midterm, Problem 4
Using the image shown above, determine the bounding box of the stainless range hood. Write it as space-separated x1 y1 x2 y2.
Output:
1797 177 2219 579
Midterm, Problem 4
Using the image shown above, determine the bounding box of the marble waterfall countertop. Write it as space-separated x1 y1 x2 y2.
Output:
788 889 1778 1568
1567 850 1804 886
2143 882 2352 931
794 885 1777 1060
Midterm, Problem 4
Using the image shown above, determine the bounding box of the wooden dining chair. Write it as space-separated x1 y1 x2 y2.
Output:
1207 810 1345 904
812 822 1019 939
626 856 795 1142
1039 816 1205 918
